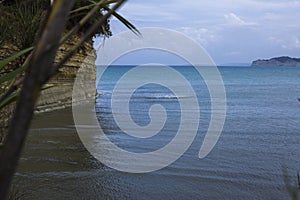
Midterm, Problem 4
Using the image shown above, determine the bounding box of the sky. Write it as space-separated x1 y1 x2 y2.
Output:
104 0 300 65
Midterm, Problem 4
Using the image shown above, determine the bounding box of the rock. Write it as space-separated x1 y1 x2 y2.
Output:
36 37 97 112
0 37 97 141
251 56 300 67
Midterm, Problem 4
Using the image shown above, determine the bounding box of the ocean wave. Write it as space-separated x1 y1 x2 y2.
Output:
96 91 192 100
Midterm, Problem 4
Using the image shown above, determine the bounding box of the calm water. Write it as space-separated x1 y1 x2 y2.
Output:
15 66 300 199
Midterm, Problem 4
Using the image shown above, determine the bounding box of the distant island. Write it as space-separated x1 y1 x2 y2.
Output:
251 56 300 67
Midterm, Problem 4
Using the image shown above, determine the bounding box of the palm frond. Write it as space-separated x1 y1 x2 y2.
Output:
0 91 18 110
0 66 26 85
103 6 140 35
0 47 33 71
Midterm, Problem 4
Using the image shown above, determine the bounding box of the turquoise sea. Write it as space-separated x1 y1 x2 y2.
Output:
15 66 300 199
95 65 300 199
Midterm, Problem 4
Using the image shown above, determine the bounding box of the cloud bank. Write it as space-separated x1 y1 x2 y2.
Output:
109 0 300 64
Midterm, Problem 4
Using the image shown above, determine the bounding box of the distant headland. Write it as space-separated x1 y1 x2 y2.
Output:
251 56 300 67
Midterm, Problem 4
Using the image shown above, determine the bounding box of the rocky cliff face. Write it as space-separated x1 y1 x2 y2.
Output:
251 56 300 67
36 38 97 112
0 37 97 141
53 36 96 80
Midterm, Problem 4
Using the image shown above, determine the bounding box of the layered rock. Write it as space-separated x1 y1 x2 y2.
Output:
0 37 97 142
36 36 97 112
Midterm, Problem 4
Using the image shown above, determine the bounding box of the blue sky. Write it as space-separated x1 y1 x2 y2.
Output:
106 0 300 65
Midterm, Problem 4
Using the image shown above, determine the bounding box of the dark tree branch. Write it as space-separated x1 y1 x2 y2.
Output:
60 0 106 45
0 0 75 198
0 1 128 198
51 0 126 77
0 77 23 104
0 53 33 105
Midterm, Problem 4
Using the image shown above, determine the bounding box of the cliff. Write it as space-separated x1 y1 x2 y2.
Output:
251 56 300 67
0 36 97 142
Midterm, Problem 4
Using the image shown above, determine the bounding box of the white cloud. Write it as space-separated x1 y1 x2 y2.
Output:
225 51 241 56
224 13 257 26
268 36 300 49
295 37 300 48
245 0 300 10
177 27 219 46
116 2 181 22
224 13 245 25
108 0 300 63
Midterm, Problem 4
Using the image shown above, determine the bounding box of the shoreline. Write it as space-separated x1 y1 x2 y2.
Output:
35 82 74 114
0 79 93 144
0 44 96 143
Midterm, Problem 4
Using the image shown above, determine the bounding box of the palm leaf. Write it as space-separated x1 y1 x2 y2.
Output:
0 65 26 85
0 47 33 71
103 6 140 35
0 79 13 94
0 91 18 110
70 5 95 14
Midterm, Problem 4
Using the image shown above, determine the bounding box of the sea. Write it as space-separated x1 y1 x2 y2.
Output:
15 65 300 199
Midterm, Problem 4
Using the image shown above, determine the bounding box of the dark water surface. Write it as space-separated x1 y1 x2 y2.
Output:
14 66 300 199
